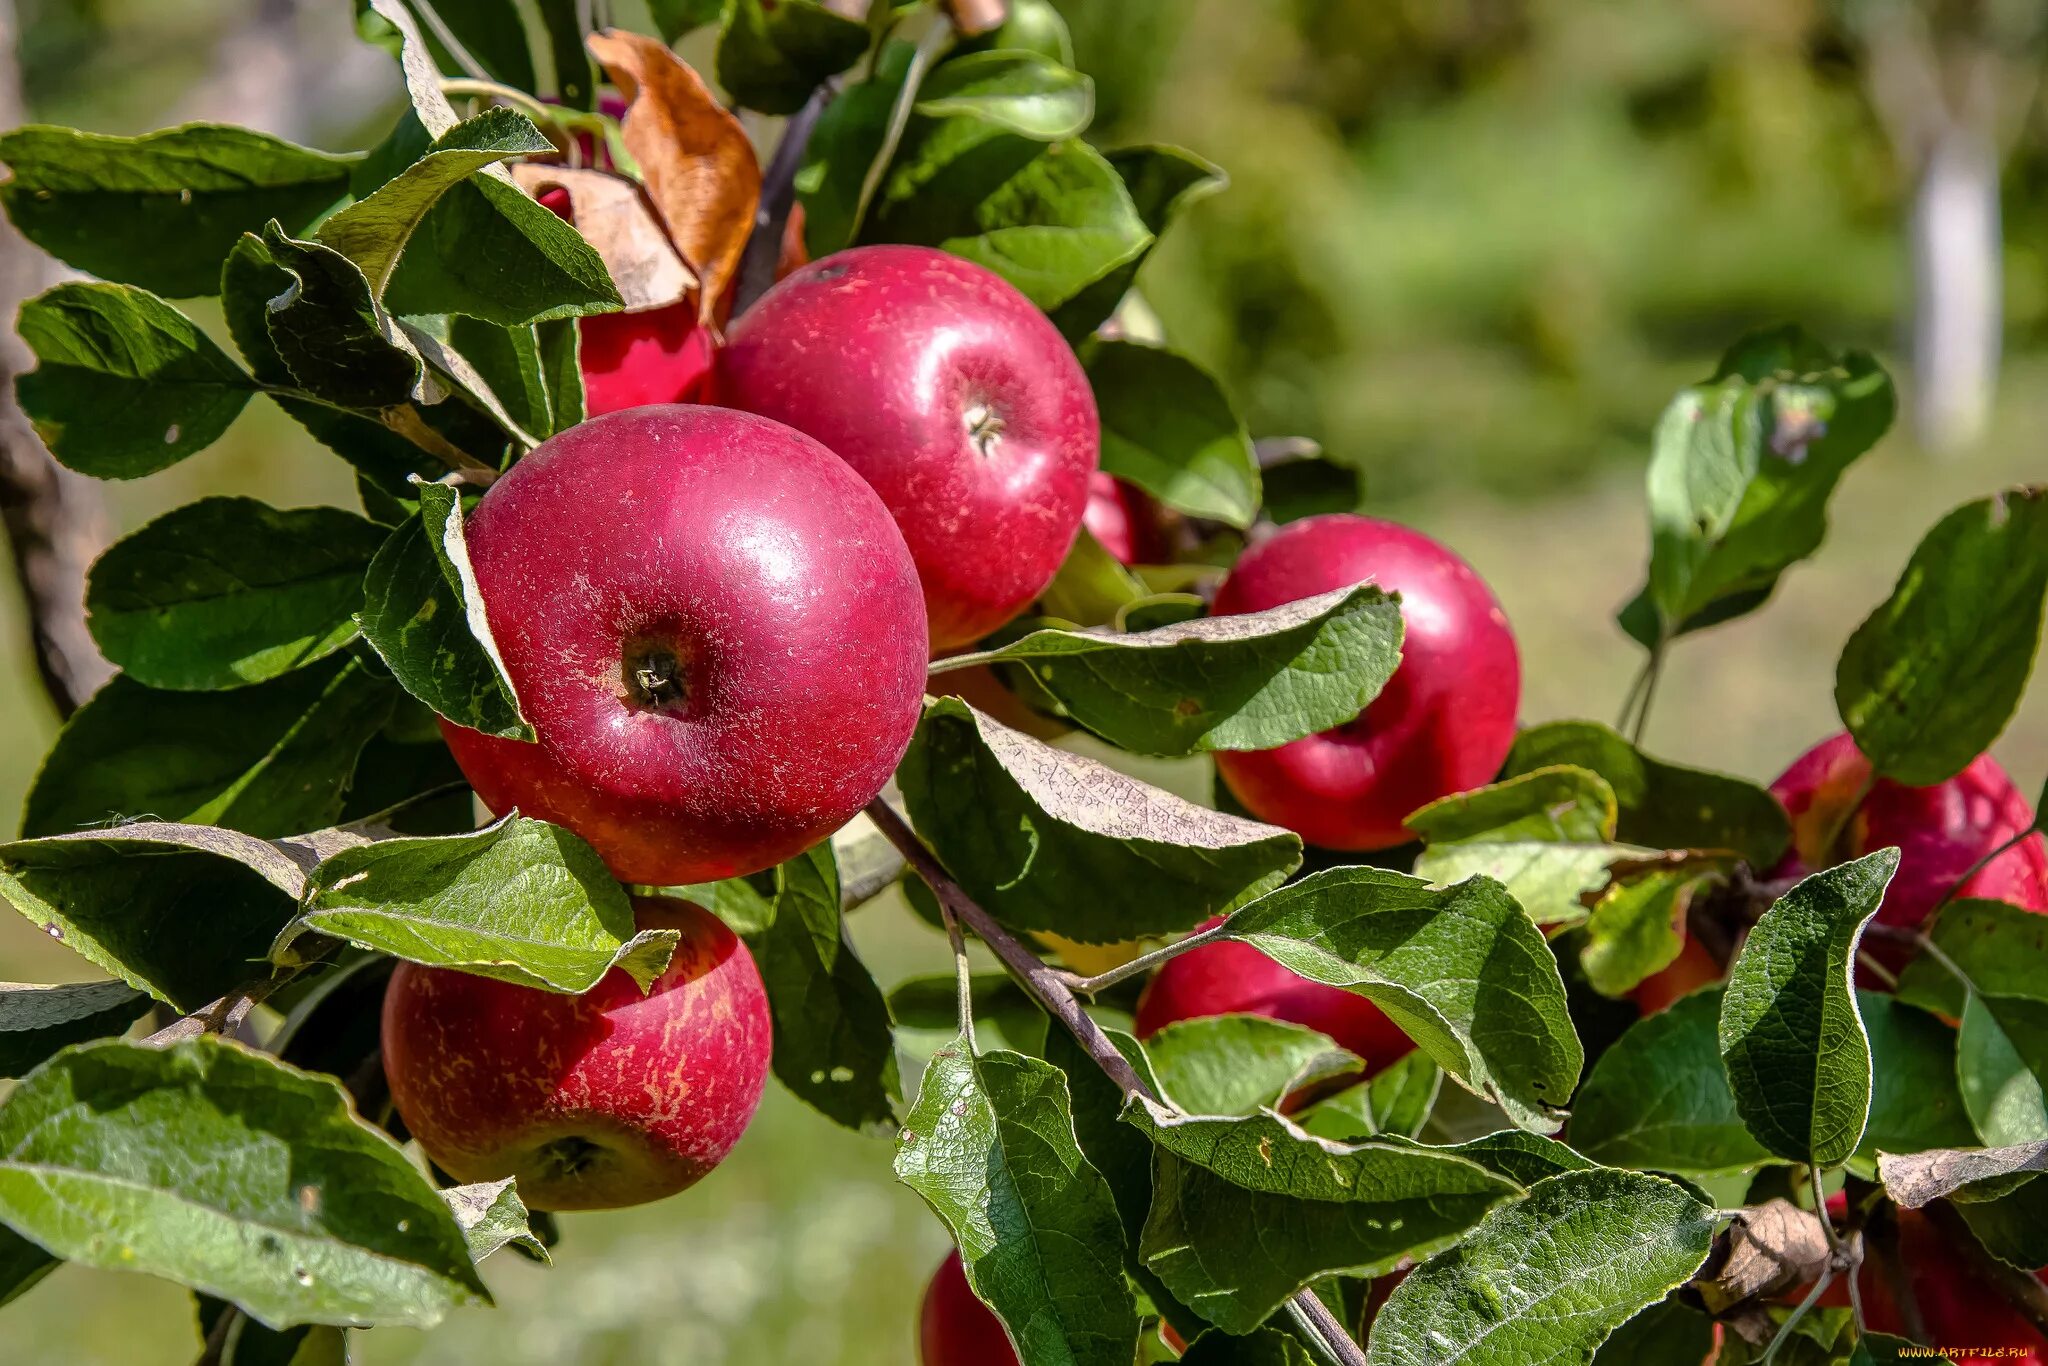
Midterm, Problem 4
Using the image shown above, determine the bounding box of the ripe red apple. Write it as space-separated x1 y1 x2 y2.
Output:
1813 1208 2048 1364
1771 733 2048 959
437 405 927 885
536 186 713 417
1083 472 1170 566
381 896 771 1211
919 1249 1017 1366
1210 514 1521 850
1135 919 1418 1075
713 244 1099 650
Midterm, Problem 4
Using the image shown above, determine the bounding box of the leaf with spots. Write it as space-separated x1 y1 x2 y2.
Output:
1718 850 1897 1166
933 583 1402 755
273 814 676 993
744 842 900 1134
1219 866 1584 1133
897 697 1301 941
441 1179 548 1264
895 1040 1138 1366
0 1038 488 1328
1122 1098 1519 1334
1365 1169 1716 1366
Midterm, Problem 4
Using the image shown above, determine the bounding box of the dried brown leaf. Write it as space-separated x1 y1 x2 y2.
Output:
1691 1198 1832 1315
509 165 694 312
586 29 761 327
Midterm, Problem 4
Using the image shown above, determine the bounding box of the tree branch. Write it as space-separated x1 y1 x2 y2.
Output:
864 798 1373 1366
731 83 835 317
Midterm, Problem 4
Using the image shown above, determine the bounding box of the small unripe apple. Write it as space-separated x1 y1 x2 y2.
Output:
381 896 771 1211
1135 919 1417 1075
919 1249 1017 1366
438 406 927 885
1770 733 2048 962
1082 472 1169 566
714 244 1100 650
1210 514 1521 850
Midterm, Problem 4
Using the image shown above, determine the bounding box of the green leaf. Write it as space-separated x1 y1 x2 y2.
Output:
533 0 597 108
0 1225 56 1308
1955 1170 2048 1271
387 0 538 91
895 1041 1138 1366
0 123 358 298
1958 994 2048 1146
898 699 1301 941
1718 849 1898 1166
873 135 1152 314
442 1179 548 1264
716 0 871 115
275 815 676 993
795 49 912 257
1297 1051 1443 1143
253 222 425 410
23 657 396 841
1568 989 1773 1174
916 49 1092 139
356 482 533 740
1579 867 1717 997
1038 527 1148 626
384 173 621 327
0 1039 487 1327
1178 1330 1315 1366
1124 1098 1518 1334
1142 1015 1360 1117
1048 144 1227 342
1221 866 1584 1133
1503 719 1791 868
1084 340 1259 528
1592 1296 1717 1366
1621 327 1895 649
16 282 255 479
424 315 581 443
744 843 900 1133
0 980 149 1077
1433 1129 1601 1186
1410 766 1636 929
667 874 778 937
0 825 341 1010
1855 993 1976 1171
936 583 1402 756
1368 1169 1716 1366
194 1297 344 1366
1835 486 2048 785
649 0 724 41
85 497 386 690
315 108 554 297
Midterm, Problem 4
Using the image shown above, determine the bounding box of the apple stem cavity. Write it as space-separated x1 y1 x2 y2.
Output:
626 646 688 711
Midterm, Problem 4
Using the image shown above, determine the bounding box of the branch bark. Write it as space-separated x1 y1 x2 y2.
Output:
864 798 1372 1366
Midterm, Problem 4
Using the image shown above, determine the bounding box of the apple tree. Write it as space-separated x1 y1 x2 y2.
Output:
1 2 2046 1364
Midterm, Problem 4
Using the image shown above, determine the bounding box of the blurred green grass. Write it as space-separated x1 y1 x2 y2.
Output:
1 0 2046 1360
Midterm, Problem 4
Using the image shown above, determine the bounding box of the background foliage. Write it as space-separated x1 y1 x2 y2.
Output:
0 0 2043 1361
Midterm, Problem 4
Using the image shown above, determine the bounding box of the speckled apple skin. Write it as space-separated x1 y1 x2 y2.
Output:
1134 918 1417 1075
382 897 770 1212
577 302 715 415
1770 732 2048 938
437 405 927 885
713 245 1099 650
1210 514 1522 851
918 1249 1018 1366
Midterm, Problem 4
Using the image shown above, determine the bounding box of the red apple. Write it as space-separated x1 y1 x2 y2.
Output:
713 244 1099 650
1209 514 1521 850
919 1249 1017 1366
1813 1208 2048 1364
381 896 771 1211
438 405 927 885
1627 934 1724 1015
1083 472 1169 566
536 185 713 417
1135 919 1417 1075
1770 733 2048 961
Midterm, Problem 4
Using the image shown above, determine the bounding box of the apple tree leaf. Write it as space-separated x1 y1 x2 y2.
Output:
935 583 1402 755
1366 1169 1716 1366
0 1039 488 1328
86 497 387 691
895 1040 1138 1366
1836 486 2048 786
274 814 676 993
1049 144 1225 341
1085 340 1260 528
1141 1015 1360 1117
1568 989 1772 1175
1718 849 1898 1166
441 1179 548 1264
897 698 1301 941
1410 766 1635 928
716 0 870 116
1219 866 1584 1133
0 980 150 1078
